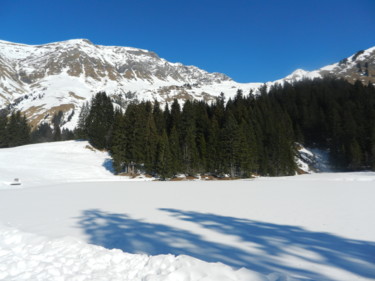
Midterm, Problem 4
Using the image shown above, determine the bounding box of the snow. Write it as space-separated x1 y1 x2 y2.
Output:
0 225 264 281
0 141 375 280
0 141 121 188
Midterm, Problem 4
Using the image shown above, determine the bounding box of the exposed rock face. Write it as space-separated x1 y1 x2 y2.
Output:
319 48 375 85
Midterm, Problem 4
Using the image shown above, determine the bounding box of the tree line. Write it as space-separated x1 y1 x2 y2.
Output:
77 91 297 178
78 78 375 178
268 78 375 170
2 77 375 177
0 111 30 148
0 110 74 148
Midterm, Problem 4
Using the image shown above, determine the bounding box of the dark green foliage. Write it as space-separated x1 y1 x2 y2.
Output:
52 111 63 141
75 102 90 139
31 123 53 143
1 111 30 147
105 93 296 178
0 113 8 148
85 92 114 150
155 130 173 179
268 77 375 171
110 110 127 173
81 78 375 178
61 128 75 141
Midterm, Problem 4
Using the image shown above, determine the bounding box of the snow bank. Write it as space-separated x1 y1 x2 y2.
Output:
0 225 268 281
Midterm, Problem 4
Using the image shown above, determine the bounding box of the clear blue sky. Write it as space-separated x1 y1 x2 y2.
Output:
1 0 374 82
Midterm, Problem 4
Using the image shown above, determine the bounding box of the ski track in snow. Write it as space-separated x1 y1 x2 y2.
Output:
0 141 375 281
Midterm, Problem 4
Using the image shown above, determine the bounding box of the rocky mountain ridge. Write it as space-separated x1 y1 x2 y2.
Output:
0 39 262 129
0 39 374 129
276 46 375 85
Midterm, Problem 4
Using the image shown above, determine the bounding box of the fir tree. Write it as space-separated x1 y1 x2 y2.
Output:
85 92 114 150
0 113 8 148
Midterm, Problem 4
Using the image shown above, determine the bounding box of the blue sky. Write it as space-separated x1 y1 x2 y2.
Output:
1 0 374 82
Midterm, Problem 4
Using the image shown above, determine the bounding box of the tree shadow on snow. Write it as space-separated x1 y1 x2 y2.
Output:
77 208 375 281
102 158 115 173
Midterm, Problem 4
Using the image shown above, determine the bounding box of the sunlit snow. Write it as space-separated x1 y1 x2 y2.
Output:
0 141 374 280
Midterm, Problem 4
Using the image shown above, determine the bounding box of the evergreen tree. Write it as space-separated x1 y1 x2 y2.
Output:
180 101 199 175
75 101 90 139
52 111 63 141
0 113 8 148
110 110 127 173
155 129 173 179
31 123 53 143
6 111 30 147
85 92 114 150
168 125 182 175
79 77 375 177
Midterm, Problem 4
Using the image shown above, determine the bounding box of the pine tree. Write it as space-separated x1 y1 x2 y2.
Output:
31 123 53 143
75 101 90 139
52 111 63 141
85 92 114 150
110 110 127 173
6 111 30 147
0 113 8 148
180 101 199 175
219 111 240 177
168 125 182 175
156 129 173 179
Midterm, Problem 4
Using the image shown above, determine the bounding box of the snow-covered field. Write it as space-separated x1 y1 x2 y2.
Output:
0 141 374 281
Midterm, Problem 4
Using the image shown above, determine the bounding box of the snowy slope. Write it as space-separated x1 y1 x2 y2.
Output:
0 140 151 188
0 141 375 281
0 39 261 130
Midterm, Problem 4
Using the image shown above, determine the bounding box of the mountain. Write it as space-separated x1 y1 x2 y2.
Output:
0 39 260 129
0 39 374 129
272 46 375 85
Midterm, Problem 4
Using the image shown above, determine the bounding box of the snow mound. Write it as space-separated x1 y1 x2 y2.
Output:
0 225 269 281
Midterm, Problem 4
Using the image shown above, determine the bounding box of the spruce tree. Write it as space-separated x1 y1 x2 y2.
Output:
0 114 7 148
76 101 90 139
156 129 173 179
110 110 127 173
85 92 114 150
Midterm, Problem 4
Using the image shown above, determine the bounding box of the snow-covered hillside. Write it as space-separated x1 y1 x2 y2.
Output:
2 39 374 130
0 39 261 130
0 141 374 281
0 140 143 188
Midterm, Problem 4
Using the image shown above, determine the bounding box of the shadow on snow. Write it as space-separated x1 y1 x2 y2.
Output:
102 158 115 173
76 208 375 281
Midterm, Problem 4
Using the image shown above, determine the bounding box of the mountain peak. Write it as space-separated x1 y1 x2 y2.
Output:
58 39 94 46
286 69 308 79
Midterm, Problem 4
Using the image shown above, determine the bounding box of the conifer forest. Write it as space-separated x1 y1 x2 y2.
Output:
2 77 375 178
